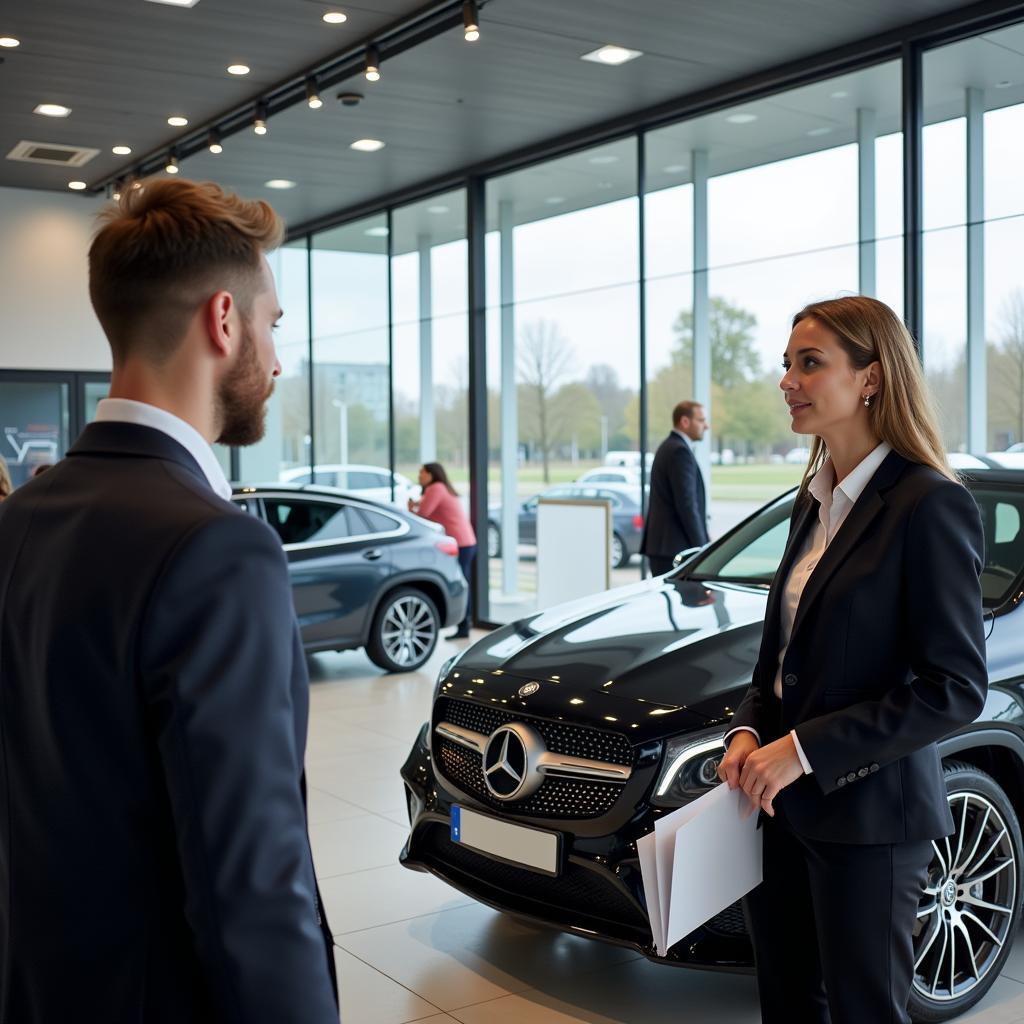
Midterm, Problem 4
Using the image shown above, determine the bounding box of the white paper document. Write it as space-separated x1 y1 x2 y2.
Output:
637 783 763 956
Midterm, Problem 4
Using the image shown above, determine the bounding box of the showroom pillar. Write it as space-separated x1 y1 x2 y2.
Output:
498 198 520 597
902 42 923 347
966 86 987 453
857 108 877 296
418 233 436 462
692 149 712 488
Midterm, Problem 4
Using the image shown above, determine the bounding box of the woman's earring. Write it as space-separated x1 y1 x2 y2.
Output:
863 394 872 408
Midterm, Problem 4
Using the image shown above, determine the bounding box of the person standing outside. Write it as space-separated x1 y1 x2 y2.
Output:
0 179 338 1023
641 399 710 576
717 296 987 1023
409 461 476 638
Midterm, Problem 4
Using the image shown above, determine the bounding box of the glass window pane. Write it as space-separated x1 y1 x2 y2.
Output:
0 379 71 488
311 216 390 487
485 138 639 622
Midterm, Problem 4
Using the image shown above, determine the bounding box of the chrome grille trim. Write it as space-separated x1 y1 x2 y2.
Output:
435 722 486 752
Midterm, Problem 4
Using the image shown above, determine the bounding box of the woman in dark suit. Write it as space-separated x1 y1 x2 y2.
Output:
717 296 988 1024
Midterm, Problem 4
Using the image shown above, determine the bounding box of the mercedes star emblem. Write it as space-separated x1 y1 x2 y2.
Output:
482 722 545 801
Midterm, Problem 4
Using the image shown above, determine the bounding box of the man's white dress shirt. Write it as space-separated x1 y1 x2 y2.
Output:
94 398 233 501
726 441 892 775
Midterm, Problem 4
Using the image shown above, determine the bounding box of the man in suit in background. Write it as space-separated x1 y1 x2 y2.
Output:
0 179 339 1023
642 399 710 576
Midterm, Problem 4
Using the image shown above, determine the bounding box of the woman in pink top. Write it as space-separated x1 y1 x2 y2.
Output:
408 462 476 638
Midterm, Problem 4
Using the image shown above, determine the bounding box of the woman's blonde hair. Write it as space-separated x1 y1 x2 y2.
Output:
791 296 956 496
0 456 12 500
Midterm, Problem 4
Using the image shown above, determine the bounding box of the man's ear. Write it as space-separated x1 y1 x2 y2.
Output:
205 291 236 358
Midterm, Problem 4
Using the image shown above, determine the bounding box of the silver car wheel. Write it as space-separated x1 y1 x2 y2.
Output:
381 595 437 667
912 792 1017 1004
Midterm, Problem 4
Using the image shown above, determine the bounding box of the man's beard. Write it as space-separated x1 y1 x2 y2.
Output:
216 325 274 447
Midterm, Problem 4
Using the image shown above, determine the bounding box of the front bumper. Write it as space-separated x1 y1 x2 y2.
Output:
399 722 753 971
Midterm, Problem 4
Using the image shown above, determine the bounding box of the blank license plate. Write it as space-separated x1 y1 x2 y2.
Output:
451 805 560 876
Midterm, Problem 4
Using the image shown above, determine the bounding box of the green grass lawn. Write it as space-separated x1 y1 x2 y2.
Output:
406 460 806 503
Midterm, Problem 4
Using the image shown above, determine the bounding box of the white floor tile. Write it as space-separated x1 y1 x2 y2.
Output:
321 861 475 934
335 903 640 1013
334 946 442 1024
311 813 408 878
960 975 1024 1022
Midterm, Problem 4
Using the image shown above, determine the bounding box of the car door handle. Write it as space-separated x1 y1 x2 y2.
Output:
363 548 383 561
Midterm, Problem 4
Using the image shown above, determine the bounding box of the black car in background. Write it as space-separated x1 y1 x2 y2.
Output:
487 484 645 568
232 484 467 672
402 467 1024 1022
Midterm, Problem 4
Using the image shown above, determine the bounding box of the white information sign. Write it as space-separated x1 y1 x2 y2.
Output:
536 498 611 609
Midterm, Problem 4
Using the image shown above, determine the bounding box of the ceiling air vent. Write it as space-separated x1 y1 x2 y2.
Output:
7 141 100 167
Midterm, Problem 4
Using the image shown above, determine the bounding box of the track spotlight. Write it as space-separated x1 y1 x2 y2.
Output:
306 77 323 109
364 45 381 82
463 0 480 41
165 153 179 174
207 130 223 154
253 101 268 135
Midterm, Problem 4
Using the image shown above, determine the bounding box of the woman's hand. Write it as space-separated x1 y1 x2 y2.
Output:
407 498 417 512
718 731 760 815
738 734 805 817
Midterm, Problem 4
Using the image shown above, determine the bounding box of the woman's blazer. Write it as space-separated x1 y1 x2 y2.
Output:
730 450 988 844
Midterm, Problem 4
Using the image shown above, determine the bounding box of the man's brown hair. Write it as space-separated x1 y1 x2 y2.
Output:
88 177 284 363
672 400 701 427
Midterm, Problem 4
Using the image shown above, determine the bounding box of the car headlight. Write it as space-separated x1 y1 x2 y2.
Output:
650 727 727 808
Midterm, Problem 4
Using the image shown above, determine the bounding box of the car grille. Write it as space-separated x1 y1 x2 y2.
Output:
420 821 648 930
434 697 633 819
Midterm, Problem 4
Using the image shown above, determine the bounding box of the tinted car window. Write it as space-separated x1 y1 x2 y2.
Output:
264 498 352 545
690 498 793 583
348 471 384 489
971 486 1024 605
350 507 400 534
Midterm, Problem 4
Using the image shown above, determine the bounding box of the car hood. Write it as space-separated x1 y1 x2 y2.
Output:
439 576 769 743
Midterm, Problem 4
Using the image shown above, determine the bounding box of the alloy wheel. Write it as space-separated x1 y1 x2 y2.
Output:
912 792 1017 1005
381 595 437 668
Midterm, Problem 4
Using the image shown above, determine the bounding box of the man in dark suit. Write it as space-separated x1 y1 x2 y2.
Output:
641 399 710 575
0 179 339 1023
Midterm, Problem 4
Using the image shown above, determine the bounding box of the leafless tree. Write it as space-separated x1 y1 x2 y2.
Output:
517 319 575 482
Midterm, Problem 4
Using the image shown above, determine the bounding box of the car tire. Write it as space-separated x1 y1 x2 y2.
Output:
488 522 501 559
366 587 440 673
611 532 628 569
908 760 1023 1022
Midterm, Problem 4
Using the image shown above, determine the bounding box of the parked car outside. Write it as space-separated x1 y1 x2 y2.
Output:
1006 442 1024 453
401 465 1024 1022
576 467 641 487
783 446 812 464
279 463 415 507
233 484 467 671
487 483 645 568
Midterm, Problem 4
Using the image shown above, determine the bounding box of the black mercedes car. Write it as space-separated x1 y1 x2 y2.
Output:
401 466 1024 1022
232 484 467 671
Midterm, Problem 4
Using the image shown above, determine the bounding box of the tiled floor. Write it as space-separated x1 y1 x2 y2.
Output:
307 637 1024 1024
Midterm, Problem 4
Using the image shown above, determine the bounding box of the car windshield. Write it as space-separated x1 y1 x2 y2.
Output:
686 480 1024 608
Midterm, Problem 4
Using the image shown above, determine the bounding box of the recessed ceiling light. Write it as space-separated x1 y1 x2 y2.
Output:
264 179 297 189
830 90 849 100
167 115 189 127
365 225 389 237
112 145 132 156
806 126 833 137
544 196 565 205
351 138 385 151
35 103 72 118
995 80 1013 89
427 205 449 214
581 44 643 66
726 112 758 124
588 154 619 165
0 36 20 48
322 10 348 23
68 180 87 191
227 64 250 76
662 163 687 174
143 0 200 6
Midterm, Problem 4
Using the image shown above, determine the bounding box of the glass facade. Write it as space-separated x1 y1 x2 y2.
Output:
176 11 1021 626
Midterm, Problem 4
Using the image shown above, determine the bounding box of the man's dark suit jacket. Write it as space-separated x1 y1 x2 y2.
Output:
641 431 709 559
731 451 988 844
0 422 338 1024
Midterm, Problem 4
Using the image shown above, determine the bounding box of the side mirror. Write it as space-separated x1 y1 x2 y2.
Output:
672 546 702 569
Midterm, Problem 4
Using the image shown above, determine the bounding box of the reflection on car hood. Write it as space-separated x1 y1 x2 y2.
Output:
441 576 769 743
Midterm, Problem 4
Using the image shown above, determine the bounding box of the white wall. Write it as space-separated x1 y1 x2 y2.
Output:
0 186 111 371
